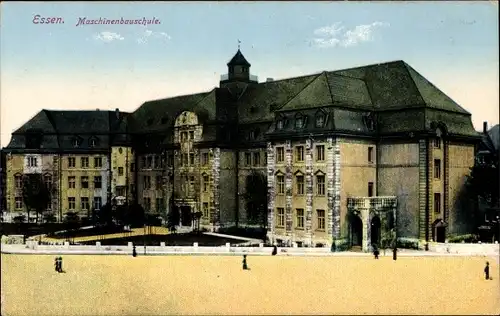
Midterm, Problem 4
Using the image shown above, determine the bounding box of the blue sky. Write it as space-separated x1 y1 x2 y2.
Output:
1 1 498 146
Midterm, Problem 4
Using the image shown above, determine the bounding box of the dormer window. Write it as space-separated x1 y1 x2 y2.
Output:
89 138 98 148
249 130 255 140
277 119 284 130
295 116 304 129
364 113 375 131
72 138 81 148
315 114 325 128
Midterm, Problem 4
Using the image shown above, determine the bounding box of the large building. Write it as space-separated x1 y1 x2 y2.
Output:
2 49 481 250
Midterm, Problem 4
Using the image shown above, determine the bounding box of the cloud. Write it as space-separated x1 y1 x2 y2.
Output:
312 21 389 48
93 31 124 42
137 29 171 44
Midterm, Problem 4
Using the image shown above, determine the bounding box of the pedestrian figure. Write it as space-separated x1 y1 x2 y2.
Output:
272 245 277 256
392 247 398 261
484 261 490 280
132 245 137 257
373 245 379 259
54 257 59 272
58 257 63 273
242 255 248 270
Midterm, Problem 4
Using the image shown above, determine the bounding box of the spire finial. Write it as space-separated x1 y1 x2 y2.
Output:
238 39 241 50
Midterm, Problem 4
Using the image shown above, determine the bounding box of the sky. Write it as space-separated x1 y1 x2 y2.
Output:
0 1 498 147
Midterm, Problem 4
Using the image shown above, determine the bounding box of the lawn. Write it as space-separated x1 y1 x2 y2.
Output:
1 254 499 315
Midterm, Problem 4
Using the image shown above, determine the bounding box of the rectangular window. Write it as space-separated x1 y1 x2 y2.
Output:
316 175 325 195
156 198 164 211
131 162 136 172
81 197 89 211
143 176 151 189
203 202 209 218
296 209 304 228
203 174 210 192
277 175 285 194
118 167 124 176
94 176 102 189
15 197 23 210
317 209 325 230
434 159 441 179
277 207 285 227
68 197 76 210
276 147 285 163
116 186 125 197
296 175 304 195
146 156 153 169
368 147 374 163
368 182 374 197
189 131 194 140
253 152 261 166
295 146 304 162
143 197 151 211
81 176 89 189
27 156 38 167
434 193 441 213
189 176 195 192
68 176 76 189
156 175 163 189
189 153 195 165
15 175 23 189
245 153 251 166
93 197 102 210
202 153 209 166
181 132 187 141
434 138 441 149
316 145 325 161
68 157 76 168
44 175 52 189
94 157 102 168
81 157 89 168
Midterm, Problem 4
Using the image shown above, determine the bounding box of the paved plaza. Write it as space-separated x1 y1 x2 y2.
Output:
1 254 499 315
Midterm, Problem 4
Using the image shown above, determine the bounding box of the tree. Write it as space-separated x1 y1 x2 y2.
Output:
21 174 52 223
126 202 145 228
43 213 57 223
63 211 80 242
92 203 114 228
243 171 268 228
466 164 499 208
166 205 180 233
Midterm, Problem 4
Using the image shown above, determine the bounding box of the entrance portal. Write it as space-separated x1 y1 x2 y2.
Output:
370 216 381 247
351 215 363 246
436 226 445 243
180 206 192 227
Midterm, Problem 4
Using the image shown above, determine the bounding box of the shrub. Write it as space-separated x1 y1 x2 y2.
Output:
331 238 350 252
448 234 479 243
396 237 420 249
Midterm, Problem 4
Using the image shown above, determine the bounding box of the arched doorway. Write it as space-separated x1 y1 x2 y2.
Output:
370 216 381 247
351 215 363 247
433 219 447 243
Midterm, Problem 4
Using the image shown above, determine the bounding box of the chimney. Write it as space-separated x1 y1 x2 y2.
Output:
266 78 274 82
483 121 488 133
115 108 120 119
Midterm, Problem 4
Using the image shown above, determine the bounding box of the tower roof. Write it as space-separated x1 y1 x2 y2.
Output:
227 49 251 67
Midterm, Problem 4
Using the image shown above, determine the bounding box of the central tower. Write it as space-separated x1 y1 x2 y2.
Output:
220 48 258 85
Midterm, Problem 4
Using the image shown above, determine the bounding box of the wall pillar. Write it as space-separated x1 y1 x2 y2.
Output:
284 140 293 244
211 148 221 227
333 138 341 239
305 138 313 246
362 208 370 252
266 142 276 244
326 137 334 238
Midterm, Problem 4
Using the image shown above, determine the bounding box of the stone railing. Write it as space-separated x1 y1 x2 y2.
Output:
347 196 397 210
